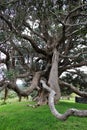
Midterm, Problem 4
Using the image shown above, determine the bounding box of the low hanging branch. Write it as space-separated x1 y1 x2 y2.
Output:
40 80 87 121
59 80 87 97
0 71 42 102
5 71 41 96
40 48 87 120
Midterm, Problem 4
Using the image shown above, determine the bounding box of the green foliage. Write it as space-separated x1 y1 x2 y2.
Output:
5 69 19 80
0 32 5 41
70 93 78 98
7 91 17 99
0 90 17 101
0 101 87 130
61 70 87 92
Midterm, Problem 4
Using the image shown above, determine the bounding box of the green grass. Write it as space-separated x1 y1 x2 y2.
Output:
0 100 87 130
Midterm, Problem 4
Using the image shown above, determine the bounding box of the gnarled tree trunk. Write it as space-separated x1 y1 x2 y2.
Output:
35 48 61 105
48 48 61 103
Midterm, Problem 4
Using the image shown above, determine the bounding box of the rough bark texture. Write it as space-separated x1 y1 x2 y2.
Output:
34 89 48 105
3 72 41 99
48 49 61 103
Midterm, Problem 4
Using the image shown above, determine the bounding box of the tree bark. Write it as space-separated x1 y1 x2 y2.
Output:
41 80 87 121
48 48 61 103
5 71 41 98
59 80 87 97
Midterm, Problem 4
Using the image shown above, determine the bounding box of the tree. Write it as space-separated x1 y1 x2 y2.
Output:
61 69 87 95
0 0 87 121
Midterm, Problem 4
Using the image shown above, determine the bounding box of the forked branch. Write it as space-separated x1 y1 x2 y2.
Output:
64 3 87 23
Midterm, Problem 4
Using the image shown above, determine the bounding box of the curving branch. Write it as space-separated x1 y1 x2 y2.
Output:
65 21 87 27
0 13 48 56
0 13 13 31
49 10 66 47
5 71 41 97
59 80 87 97
21 34 48 56
64 3 87 23
16 72 30 78
50 10 65 26
59 61 87 73
59 51 87 59
40 80 87 121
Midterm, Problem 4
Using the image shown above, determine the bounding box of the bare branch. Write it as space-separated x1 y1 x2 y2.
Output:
59 51 87 59
16 72 30 78
0 13 49 56
40 80 87 121
64 3 87 23
21 34 48 56
0 13 52 56
0 14 13 31
49 11 66 47
59 80 87 97
50 10 65 26
65 21 87 27
6 71 41 96
66 29 80 37
59 61 87 72
66 25 87 37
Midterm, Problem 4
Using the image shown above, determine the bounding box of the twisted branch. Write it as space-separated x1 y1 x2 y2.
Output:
40 80 87 121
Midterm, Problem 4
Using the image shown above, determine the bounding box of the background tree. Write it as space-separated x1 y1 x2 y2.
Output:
61 69 87 95
0 0 87 120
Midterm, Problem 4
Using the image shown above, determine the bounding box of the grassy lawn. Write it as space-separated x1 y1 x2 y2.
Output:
0 99 87 130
